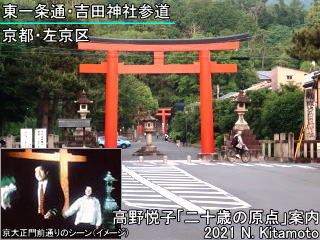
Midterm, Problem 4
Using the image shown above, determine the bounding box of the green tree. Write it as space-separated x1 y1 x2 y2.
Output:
260 87 304 137
287 1 320 63
246 88 273 139
0 43 37 135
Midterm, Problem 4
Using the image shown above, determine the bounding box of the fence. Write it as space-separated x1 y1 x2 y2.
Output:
260 133 320 162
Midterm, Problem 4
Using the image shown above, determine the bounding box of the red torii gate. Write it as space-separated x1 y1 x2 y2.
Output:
78 33 248 159
156 107 172 135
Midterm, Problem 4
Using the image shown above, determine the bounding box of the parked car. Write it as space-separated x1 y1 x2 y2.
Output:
98 136 131 149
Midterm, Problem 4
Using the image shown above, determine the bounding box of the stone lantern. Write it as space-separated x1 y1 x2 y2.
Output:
232 90 251 131
143 113 157 145
133 112 162 156
71 90 96 147
74 90 93 120
221 90 262 160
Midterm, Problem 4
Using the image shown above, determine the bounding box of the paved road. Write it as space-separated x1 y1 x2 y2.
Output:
120 139 320 239
121 137 200 161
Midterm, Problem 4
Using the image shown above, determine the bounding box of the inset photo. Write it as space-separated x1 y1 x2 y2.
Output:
1 148 121 239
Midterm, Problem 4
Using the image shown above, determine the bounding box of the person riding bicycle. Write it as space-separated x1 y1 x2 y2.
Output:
231 131 248 159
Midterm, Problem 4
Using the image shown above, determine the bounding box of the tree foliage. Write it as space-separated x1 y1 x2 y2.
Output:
0 0 314 139
287 1 320 63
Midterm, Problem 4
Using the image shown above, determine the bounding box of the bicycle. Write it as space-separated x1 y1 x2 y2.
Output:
225 146 251 163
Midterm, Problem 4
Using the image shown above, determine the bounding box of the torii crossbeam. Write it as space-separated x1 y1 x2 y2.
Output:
7 149 87 209
78 33 249 159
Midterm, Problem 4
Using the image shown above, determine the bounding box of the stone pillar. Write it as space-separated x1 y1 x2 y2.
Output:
304 143 308 158
146 133 153 146
5 135 14 148
288 132 294 160
279 133 286 162
274 134 280 158
48 134 55 148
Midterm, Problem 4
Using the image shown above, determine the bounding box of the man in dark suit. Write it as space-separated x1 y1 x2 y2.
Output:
33 165 64 227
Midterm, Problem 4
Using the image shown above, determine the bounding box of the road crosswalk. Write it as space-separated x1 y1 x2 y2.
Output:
122 164 251 213
122 161 318 211
123 160 319 169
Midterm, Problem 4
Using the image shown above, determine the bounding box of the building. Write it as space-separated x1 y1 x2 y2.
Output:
220 66 308 99
271 66 308 90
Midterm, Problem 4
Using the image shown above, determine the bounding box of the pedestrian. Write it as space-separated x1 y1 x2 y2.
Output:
181 135 186 146
176 135 181 147
0 139 6 148
164 134 169 142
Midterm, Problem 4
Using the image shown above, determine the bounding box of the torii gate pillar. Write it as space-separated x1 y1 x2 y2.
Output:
105 51 119 148
199 50 215 158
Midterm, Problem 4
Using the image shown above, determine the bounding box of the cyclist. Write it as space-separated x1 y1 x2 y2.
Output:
231 131 247 159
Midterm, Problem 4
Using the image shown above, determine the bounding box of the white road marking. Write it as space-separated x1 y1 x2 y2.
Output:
190 200 244 205
123 165 206 213
181 163 198 165
122 160 318 171
125 198 171 202
199 162 216 165
122 202 181 208
293 165 316 169
171 191 227 194
236 163 255 167
123 194 162 197
170 165 251 208
123 164 251 211
217 163 235 166
151 180 200 183
167 162 179 165
165 187 211 190
124 190 156 193
256 164 274 167
180 195 234 199
122 186 149 189
125 183 148 187
157 183 208 186
271 164 292 168
142 176 193 179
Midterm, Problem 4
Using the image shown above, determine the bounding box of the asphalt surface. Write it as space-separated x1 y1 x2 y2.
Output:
121 136 201 161
120 138 320 240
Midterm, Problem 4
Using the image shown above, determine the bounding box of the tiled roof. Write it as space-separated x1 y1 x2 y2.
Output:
257 71 272 80
75 90 92 104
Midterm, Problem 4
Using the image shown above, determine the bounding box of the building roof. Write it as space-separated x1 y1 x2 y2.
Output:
219 92 238 99
272 66 308 74
303 71 320 88
257 71 272 81
246 81 272 91
219 81 271 99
